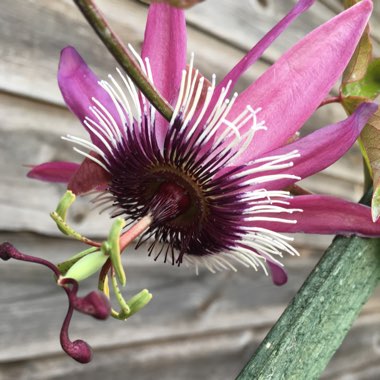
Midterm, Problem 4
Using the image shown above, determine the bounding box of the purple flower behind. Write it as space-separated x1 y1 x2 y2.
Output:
29 0 379 286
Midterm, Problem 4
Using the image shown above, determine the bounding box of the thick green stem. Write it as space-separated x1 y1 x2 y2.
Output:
73 0 174 121
237 233 380 379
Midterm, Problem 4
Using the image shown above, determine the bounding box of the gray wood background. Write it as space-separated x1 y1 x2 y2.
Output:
0 0 380 379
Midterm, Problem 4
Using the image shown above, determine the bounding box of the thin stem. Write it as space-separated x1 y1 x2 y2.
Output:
318 95 342 108
0 242 61 277
73 0 174 121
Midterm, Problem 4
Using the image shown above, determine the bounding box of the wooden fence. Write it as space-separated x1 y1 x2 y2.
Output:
0 1 379 379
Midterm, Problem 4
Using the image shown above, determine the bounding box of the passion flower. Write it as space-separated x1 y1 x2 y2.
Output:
29 0 379 285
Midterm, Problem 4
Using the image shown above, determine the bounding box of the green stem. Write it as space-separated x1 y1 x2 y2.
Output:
73 0 174 121
318 95 342 108
237 198 380 379
363 156 373 193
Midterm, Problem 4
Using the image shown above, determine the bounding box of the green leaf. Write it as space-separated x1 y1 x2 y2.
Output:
57 247 98 275
342 1 372 85
343 59 380 99
55 190 76 221
107 218 127 286
63 250 108 282
341 50 380 218
126 289 153 317
342 96 380 217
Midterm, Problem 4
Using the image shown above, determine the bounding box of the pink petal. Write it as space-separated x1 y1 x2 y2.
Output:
216 0 315 98
241 102 377 192
68 155 112 195
142 3 187 147
226 0 373 165
251 194 380 237
58 46 120 150
268 261 288 286
27 162 80 183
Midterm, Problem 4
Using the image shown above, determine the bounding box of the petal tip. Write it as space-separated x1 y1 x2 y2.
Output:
348 0 373 19
371 213 379 223
268 262 288 286
59 46 84 79
356 102 378 121
360 0 373 12
296 0 316 12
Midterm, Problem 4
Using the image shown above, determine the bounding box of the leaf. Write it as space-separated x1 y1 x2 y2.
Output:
64 250 108 282
342 27 372 85
342 96 380 220
343 59 380 99
340 1 380 219
342 1 372 84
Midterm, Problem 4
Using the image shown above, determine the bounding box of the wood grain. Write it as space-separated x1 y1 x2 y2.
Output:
0 0 379 379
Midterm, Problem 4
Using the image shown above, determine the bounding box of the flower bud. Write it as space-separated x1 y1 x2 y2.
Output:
62 339 93 364
73 291 111 320
0 242 12 261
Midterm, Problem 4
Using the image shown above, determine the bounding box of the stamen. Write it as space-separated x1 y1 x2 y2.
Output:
88 106 118 147
182 52 195 110
62 135 109 164
84 123 116 158
171 69 187 125
84 116 113 141
107 74 134 127
116 68 142 123
185 81 215 139
181 76 205 129
183 69 199 116
202 81 232 133
99 79 129 136
240 174 301 186
91 99 122 144
232 150 301 179
72 148 110 173
128 43 148 76
244 216 298 224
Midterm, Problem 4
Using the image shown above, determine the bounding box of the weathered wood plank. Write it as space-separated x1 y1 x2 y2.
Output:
1 0 373 108
187 0 380 59
1 1 379 378
0 232 379 379
0 234 380 379
1 312 380 380
0 0 266 106
0 232 322 362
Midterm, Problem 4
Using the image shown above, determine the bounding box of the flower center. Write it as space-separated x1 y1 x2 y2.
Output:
141 166 207 231
148 181 191 224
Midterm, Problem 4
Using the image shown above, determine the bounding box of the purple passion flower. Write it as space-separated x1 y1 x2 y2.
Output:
29 0 379 285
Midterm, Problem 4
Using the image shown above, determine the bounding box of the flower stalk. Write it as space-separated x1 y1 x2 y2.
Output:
237 193 380 379
73 0 174 121
318 95 342 108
